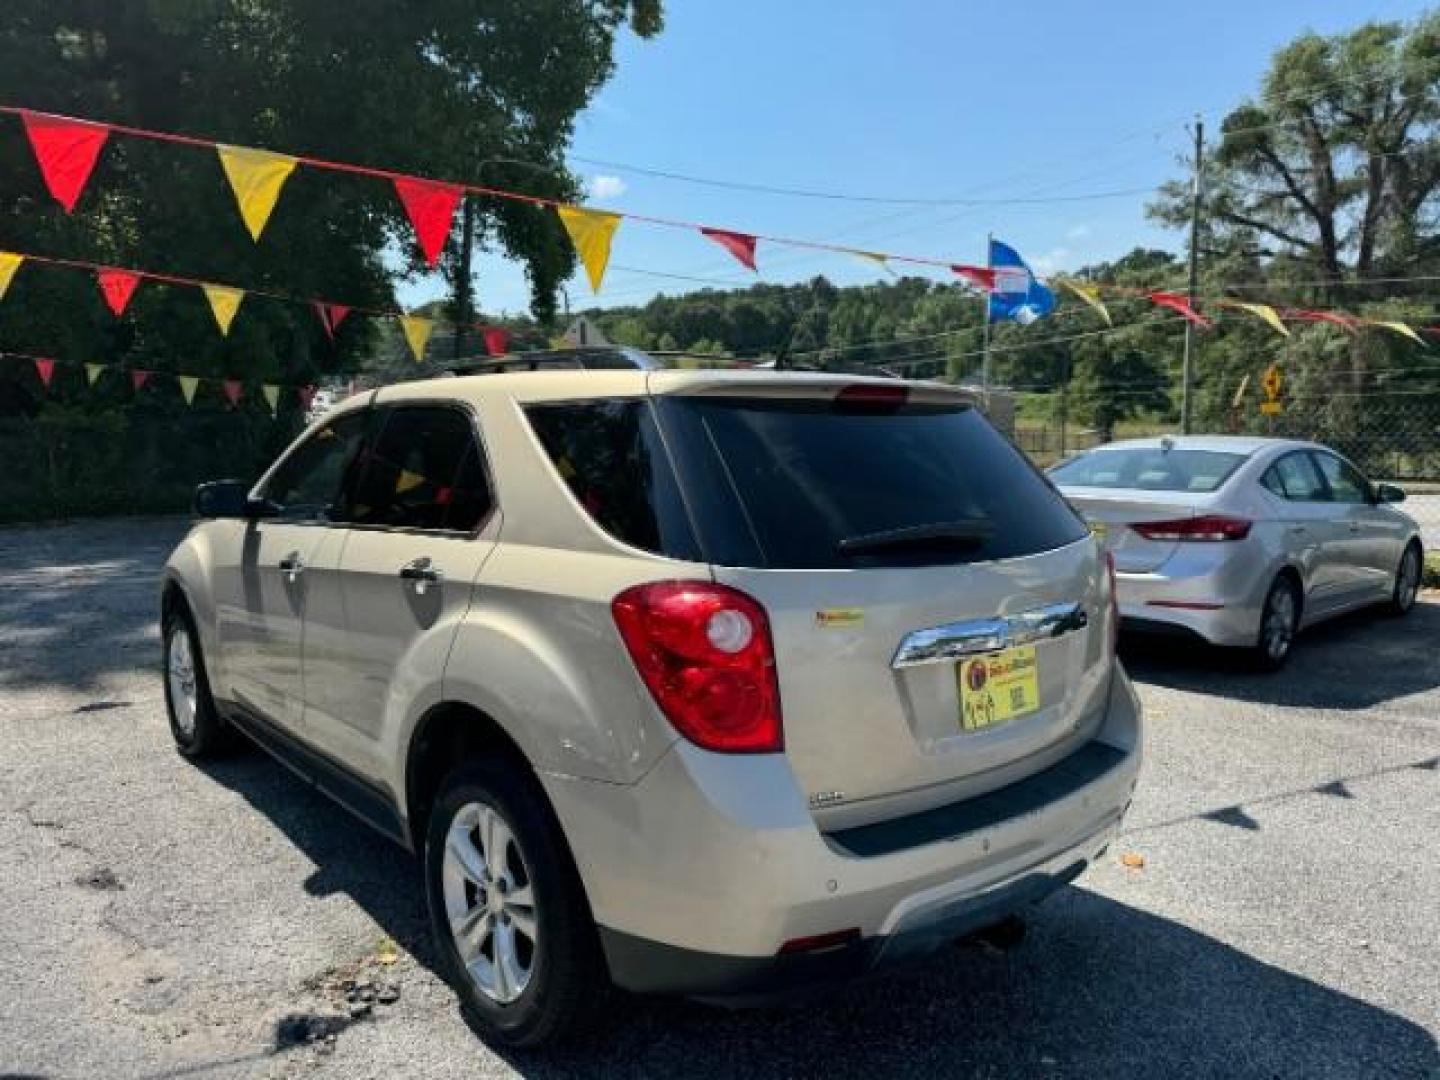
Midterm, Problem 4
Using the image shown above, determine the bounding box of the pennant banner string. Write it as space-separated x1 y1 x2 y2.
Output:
0 244 508 339
8 102 1440 304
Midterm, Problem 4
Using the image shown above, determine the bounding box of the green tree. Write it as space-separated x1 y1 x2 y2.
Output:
1151 13 1440 293
0 0 661 518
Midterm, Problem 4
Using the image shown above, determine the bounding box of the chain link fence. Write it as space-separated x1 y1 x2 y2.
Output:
0 407 302 524
1004 388 1440 548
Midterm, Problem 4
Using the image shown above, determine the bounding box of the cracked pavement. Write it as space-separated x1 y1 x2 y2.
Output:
1 517 1437 1078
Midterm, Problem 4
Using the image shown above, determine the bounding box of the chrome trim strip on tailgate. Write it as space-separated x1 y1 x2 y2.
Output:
890 601 1089 669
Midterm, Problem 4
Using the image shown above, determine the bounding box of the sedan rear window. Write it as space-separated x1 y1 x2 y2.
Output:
1049 447 1246 493
655 395 1087 569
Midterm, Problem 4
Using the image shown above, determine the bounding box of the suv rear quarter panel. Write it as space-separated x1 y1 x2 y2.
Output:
397 388 696 794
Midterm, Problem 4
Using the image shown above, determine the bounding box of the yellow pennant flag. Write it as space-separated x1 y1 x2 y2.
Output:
1219 300 1289 337
85 362 104 386
557 206 621 293
1369 320 1427 346
217 145 298 241
177 375 200 404
262 383 280 413
202 284 245 336
400 315 434 362
1057 278 1111 326
0 252 24 300
852 251 895 276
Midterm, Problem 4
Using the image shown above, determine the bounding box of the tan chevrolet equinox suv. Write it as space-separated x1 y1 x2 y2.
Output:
161 353 1142 1047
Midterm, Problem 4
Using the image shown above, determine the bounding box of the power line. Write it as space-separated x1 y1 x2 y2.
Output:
571 155 1153 206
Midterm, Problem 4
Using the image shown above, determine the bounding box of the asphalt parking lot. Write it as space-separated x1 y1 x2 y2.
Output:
2 517 1437 1079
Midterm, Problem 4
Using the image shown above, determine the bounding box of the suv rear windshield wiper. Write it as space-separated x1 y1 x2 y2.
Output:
836 519 995 556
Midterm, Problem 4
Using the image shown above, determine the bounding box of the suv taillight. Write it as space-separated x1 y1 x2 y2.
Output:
612 581 783 753
1131 514 1252 542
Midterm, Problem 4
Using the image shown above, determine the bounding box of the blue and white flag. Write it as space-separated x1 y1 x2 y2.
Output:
987 239 1055 325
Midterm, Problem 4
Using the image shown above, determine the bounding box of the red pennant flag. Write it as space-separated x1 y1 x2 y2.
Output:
131 369 151 391
700 227 758 271
223 379 243 406
21 111 111 213
97 268 142 316
1286 309 1358 332
1149 291 1210 327
34 357 55 389
482 326 510 356
313 301 351 339
952 265 996 291
394 176 463 267
297 384 318 411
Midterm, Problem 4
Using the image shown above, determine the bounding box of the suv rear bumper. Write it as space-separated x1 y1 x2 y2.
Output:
539 669 1141 998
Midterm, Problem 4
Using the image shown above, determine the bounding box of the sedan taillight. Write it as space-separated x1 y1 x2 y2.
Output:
1131 514 1252 542
1105 550 1119 657
612 581 783 754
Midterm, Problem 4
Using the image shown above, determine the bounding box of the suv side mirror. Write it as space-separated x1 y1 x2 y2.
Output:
194 480 274 519
1375 482 1406 505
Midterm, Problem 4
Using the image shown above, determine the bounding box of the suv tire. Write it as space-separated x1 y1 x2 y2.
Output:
162 606 236 758
423 759 606 1049
1251 574 1300 672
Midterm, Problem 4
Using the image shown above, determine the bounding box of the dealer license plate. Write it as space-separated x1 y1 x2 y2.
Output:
956 646 1040 732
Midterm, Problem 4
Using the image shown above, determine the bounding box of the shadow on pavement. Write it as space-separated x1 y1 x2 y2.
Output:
0 517 191 695
199 750 1438 1079
1121 598 1440 710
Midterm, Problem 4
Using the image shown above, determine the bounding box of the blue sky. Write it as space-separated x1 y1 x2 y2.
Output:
401 0 1431 317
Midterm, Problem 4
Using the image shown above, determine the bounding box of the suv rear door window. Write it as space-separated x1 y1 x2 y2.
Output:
348 405 493 531
656 395 1087 569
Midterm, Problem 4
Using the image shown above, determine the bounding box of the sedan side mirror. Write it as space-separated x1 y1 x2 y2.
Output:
1374 482 1407 505
194 480 276 519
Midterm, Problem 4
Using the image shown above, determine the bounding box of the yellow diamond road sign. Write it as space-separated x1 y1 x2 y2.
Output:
1261 363 1283 401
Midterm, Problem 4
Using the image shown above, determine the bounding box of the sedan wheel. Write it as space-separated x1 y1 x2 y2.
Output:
1390 545 1421 615
1254 577 1299 671
442 802 539 1005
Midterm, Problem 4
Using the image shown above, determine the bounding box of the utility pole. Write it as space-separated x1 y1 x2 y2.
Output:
980 232 993 397
1180 117 1204 434
452 195 476 361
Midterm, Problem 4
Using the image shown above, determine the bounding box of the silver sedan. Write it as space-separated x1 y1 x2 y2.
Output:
1050 436 1424 669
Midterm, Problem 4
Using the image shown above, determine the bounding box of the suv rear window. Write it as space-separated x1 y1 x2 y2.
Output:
1050 447 1246 493
658 395 1086 569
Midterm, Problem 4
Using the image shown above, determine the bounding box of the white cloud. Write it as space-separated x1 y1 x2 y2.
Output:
1031 247 1073 276
589 174 628 200
1065 224 1092 241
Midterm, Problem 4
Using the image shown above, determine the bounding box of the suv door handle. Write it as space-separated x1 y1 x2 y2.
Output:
279 551 306 582
399 556 444 595
1348 522 1362 534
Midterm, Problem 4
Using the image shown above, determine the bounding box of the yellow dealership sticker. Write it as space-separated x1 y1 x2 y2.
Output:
957 646 1040 731
815 608 864 629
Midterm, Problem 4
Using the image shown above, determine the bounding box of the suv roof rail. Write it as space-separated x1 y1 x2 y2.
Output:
445 344 903 379
445 345 662 376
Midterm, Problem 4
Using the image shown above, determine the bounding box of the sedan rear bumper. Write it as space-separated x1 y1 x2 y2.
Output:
1115 545 1274 647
